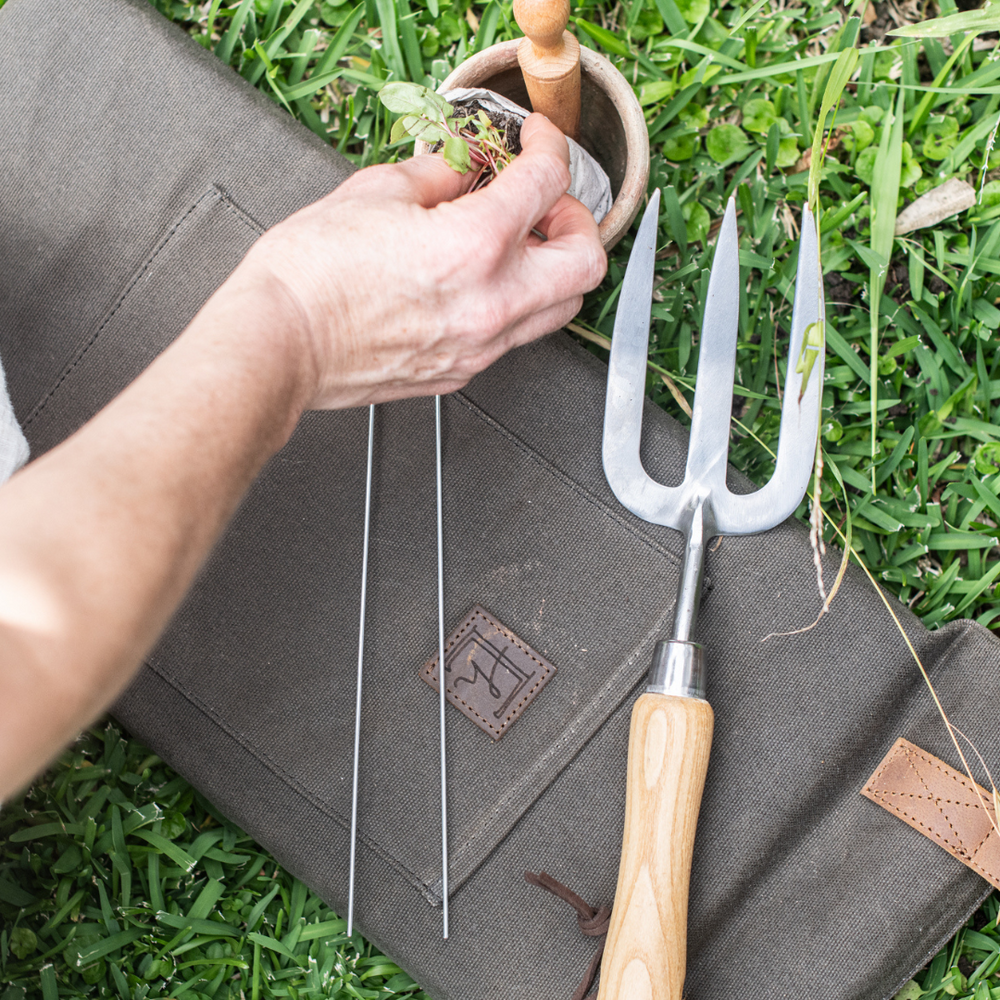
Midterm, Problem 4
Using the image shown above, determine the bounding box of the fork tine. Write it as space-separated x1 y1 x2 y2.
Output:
712 203 824 534
685 198 740 488
603 191 668 513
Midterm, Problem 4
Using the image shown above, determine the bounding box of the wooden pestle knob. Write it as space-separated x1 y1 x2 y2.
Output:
513 0 581 139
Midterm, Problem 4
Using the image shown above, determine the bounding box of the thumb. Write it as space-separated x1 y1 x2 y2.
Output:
390 149 480 208
473 113 572 239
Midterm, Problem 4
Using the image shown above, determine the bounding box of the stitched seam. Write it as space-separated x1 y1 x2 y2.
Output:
905 743 990 794
902 749 968 855
902 743 999 855
140 657 438 899
870 790 1000 884
24 188 219 427
864 738 906 793
871 742 998 871
901 744 970 855
452 392 686 571
436 609 674 882
24 185 265 428
215 187 266 236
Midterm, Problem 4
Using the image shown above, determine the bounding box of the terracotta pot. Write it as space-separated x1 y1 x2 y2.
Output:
416 39 649 251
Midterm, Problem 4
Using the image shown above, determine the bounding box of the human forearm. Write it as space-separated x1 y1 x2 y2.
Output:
0 272 310 796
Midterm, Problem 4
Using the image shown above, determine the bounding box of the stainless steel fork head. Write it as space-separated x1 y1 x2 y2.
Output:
603 190 825 541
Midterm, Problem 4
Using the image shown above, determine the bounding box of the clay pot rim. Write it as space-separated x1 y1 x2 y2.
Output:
416 39 650 251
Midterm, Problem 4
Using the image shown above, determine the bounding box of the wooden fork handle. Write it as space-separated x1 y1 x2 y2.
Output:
597 693 714 1000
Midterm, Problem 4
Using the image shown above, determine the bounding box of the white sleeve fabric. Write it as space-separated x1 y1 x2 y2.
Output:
0 353 29 483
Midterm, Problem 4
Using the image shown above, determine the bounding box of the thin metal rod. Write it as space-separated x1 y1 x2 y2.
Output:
435 394 449 939
347 403 375 937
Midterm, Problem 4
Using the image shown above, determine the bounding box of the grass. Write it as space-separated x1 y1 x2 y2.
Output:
5 0 1000 995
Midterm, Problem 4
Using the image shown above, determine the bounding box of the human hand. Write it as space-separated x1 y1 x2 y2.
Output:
238 112 607 409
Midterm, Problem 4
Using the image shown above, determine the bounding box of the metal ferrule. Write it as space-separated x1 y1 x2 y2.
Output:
645 639 706 699
642 498 709 699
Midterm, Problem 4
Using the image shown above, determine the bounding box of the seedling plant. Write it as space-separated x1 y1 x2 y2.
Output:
379 81 517 185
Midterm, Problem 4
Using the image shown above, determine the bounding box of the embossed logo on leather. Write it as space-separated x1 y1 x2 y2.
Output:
420 606 556 740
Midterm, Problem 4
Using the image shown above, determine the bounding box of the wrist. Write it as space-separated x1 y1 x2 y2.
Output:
190 264 322 445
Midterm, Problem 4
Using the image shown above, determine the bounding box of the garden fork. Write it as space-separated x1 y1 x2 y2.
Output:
598 190 824 1000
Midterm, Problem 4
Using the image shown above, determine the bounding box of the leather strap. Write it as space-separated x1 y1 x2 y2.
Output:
862 737 1000 890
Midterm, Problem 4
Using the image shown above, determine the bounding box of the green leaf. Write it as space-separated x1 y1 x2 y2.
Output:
795 320 825 399
131 828 198 872
0 878 37 906
389 114 411 146
843 119 874 152
51 844 83 874
653 0 688 35
742 98 776 134
69 928 146 968
282 68 345 102
39 966 57 1000
808 46 859 210
890 5 1000 37
9 928 37 960
663 132 699 160
662 186 687 256
311 3 365 79
378 82 452 120
893 978 923 1000
406 117 451 144
765 121 781 172
215 0 255 64
8 822 82 842
927 530 1000 550
638 80 676 106
923 116 959 160
675 0 709 24
156 912 241 937
682 201 711 244
974 442 1000 475
678 103 708 128
573 17 631 56
442 135 471 173
247 931 307 964
706 123 752 164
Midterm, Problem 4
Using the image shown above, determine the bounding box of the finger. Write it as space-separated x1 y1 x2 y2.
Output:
343 153 479 209
472 113 572 240
505 196 605 317
393 151 481 207
533 192 602 252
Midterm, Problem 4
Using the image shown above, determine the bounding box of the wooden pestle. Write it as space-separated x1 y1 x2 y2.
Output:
512 0 581 140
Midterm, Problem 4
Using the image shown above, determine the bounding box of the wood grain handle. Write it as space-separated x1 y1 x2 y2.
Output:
512 0 581 138
597 693 714 1000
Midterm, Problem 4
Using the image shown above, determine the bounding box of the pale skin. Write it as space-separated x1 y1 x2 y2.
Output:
0 114 606 799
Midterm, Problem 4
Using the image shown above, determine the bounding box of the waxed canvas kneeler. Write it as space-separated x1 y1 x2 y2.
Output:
3 1 1000 997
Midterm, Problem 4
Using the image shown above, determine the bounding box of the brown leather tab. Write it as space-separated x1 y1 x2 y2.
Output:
421 605 556 741
862 737 1000 890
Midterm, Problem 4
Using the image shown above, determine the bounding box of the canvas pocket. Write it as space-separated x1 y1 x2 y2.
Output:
22 186 263 456
133 334 690 905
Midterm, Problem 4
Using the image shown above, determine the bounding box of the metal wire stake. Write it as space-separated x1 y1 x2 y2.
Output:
435 394 449 940
347 403 375 938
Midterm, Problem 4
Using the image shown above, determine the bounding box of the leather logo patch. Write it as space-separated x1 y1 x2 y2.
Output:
420 606 556 741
